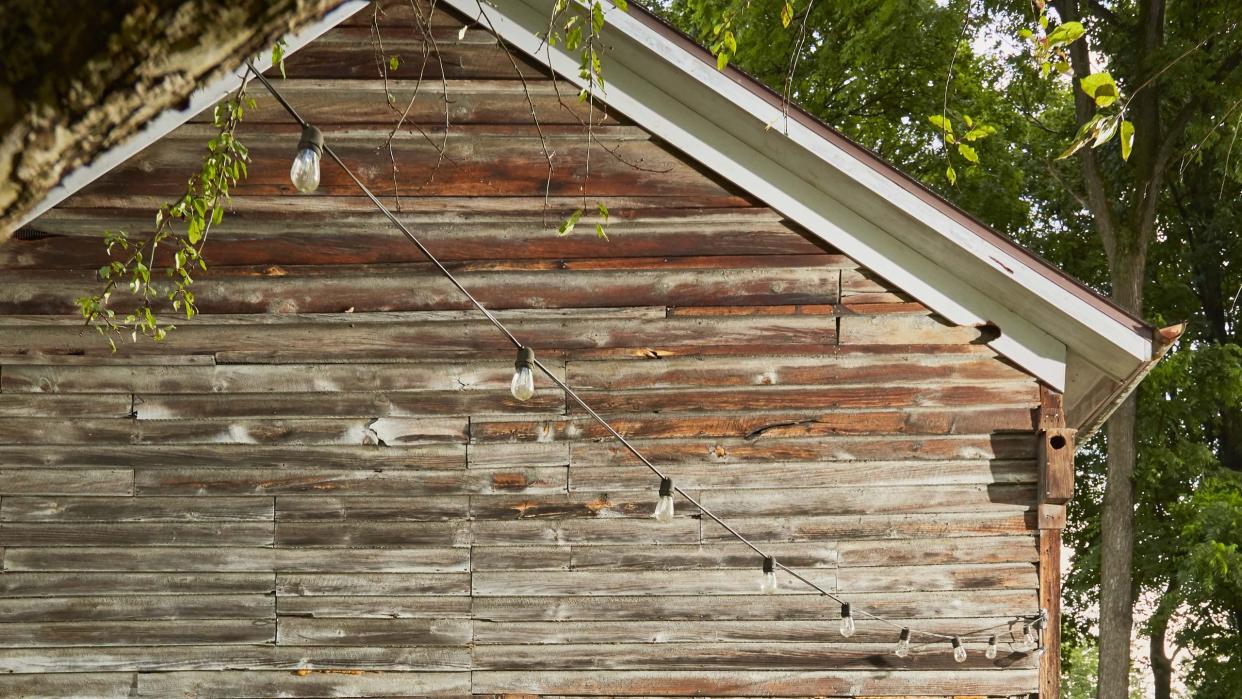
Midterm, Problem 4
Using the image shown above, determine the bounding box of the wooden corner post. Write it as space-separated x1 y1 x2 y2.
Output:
1037 385 1076 699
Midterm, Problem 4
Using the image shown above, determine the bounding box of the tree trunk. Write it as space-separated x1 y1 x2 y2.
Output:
1149 585 1176 699
1097 248 1145 699
0 0 339 242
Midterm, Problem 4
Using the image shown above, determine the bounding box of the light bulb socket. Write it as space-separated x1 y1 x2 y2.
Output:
515 346 535 370
951 637 963 650
297 125 324 156
899 628 910 642
762 556 775 574
841 603 851 619
988 635 997 646
658 477 673 497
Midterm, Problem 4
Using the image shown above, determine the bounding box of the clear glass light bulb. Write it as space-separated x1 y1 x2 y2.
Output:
655 484 675 521
290 147 320 193
952 638 967 663
894 629 911 658
510 365 535 401
1021 623 1036 650
839 604 855 638
759 557 778 594
985 636 998 660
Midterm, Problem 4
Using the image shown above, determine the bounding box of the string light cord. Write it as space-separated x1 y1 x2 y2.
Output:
245 63 1045 650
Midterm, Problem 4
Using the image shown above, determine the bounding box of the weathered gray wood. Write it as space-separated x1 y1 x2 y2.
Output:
0 361 541 394
277 618 473 646
565 353 1032 390
471 641 1038 670
277 595 472 619
0 470 133 495
470 406 1039 442
568 461 1036 493
0 672 137 699
469 518 701 545
0 394 132 418
695 485 1037 518
0 444 465 469
276 573 471 596
276 495 469 521
472 618 1020 644
0 315 840 357
3 546 467 572
276 521 470 547
0 417 469 446
133 670 471 698
470 590 1039 621
0 496 273 522
699 511 1033 544
3 265 843 315
467 492 697 521
0 619 274 647
568 434 1037 466
836 535 1040 567
0 573 273 596
0 645 471 673
567 383 1037 414
135 465 567 495
470 543 838 571
471 669 1038 695
0 523 274 547
133 389 564 419
0 594 272 622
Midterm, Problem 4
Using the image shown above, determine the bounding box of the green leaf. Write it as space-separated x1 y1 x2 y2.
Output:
723 30 737 53
945 164 957 186
611 0 627 11
595 223 609 240
1080 72 1119 108
716 51 729 72
1093 114 1120 147
557 208 584 236
271 39 287 79
388 55 400 71
928 114 953 135
1046 21 1085 48
780 1 793 28
957 143 980 164
597 201 609 221
1120 119 1135 161
964 125 997 141
1017 28 1033 41
591 1 605 33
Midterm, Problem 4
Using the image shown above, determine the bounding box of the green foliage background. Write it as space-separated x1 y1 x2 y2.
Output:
656 0 1242 694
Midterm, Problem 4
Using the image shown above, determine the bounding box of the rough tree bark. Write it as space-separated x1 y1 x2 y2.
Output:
0 0 340 242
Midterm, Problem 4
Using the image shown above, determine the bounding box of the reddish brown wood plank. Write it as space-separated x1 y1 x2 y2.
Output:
80 124 737 200
0 264 840 315
470 407 1039 442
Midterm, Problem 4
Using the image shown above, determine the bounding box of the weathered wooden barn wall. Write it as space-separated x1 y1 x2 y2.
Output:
0 1 1047 697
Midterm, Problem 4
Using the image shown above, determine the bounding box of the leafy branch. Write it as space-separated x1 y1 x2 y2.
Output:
74 77 253 350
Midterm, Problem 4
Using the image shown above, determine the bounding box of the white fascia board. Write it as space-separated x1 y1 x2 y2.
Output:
16 1 370 231
452 0 1070 389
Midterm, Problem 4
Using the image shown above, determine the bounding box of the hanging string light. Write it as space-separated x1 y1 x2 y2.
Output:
760 556 778 594
951 636 967 663
247 63 1050 660
290 125 323 193
894 628 911 658
839 603 855 638
652 477 675 523
1020 621 1035 650
510 347 536 401
985 635 999 660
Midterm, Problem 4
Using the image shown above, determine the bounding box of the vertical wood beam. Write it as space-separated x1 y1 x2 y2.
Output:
1037 385 1073 699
